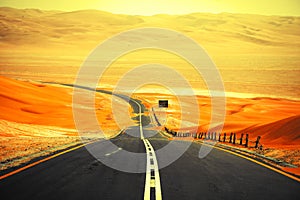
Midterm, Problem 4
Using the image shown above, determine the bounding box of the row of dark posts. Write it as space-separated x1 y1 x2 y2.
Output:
195 132 250 147
164 127 262 149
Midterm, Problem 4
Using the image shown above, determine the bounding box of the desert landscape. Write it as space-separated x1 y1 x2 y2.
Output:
0 7 299 176
135 92 300 170
0 75 134 171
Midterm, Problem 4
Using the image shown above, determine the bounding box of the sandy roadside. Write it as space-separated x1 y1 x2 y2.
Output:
0 76 133 171
134 92 300 173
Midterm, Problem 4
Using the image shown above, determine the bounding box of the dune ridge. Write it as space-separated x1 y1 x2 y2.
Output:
239 115 300 145
0 76 133 170
137 93 300 145
0 7 299 171
136 92 300 168
0 7 299 50
1 7 299 100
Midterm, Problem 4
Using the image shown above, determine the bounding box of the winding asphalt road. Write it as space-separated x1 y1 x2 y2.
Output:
1 127 300 199
1 126 299 200
0 87 299 200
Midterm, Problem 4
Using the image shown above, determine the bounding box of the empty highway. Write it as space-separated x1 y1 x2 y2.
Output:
0 88 299 200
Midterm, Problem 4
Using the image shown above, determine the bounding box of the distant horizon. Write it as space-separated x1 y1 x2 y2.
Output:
0 4 299 101
1 6 300 17
0 0 299 17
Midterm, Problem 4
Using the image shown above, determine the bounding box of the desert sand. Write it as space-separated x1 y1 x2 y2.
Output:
134 92 300 168
0 7 299 173
0 76 132 170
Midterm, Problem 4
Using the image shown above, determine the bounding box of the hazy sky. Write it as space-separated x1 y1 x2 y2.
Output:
0 0 299 16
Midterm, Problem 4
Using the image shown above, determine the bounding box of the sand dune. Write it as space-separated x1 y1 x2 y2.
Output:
0 8 298 49
0 76 74 128
136 92 300 168
1 77 299 169
0 76 132 132
0 7 299 57
0 76 135 169
1 7 299 100
136 92 300 146
239 115 300 145
0 7 299 170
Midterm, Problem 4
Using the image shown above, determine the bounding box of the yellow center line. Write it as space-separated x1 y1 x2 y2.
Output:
131 100 162 200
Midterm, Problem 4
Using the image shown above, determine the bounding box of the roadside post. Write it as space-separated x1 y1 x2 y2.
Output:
240 133 244 145
255 136 261 148
245 134 249 147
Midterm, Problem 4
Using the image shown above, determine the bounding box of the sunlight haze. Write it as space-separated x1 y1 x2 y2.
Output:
0 0 299 16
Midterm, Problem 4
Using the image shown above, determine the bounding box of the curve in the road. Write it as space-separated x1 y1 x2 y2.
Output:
1 83 299 200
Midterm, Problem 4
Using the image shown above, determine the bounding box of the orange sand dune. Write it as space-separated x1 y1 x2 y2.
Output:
137 92 300 168
0 76 134 170
136 93 300 146
0 7 299 171
0 76 74 128
0 76 131 133
238 115 300 145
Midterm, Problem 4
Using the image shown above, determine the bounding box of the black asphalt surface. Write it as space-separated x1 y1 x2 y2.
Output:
0 124 299 200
